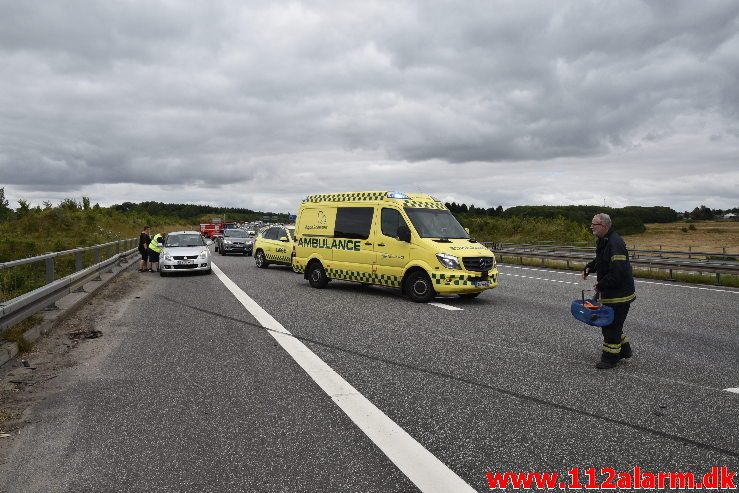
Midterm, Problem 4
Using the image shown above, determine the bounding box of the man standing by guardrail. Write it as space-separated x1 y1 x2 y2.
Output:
138 225 151 272
582 213 636 370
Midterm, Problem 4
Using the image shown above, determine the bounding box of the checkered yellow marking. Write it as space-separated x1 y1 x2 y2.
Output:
431 272 468 286
266 253 292 264
293 260 305 273
404 200 446 209
325 268 401 287
305 192 387 203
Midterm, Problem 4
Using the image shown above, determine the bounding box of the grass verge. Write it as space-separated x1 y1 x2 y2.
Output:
1 315 43 353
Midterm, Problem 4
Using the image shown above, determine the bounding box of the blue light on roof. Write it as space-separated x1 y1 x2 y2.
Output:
387 191 409 199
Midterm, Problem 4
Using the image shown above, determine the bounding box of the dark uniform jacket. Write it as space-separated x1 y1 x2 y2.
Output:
138 232 150 254
586 228 636 304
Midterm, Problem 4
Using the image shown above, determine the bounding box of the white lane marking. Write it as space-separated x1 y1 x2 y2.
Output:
500 265 739 294
211 263 475 493
429 302 464 311
634 279 739 294
725 388 739 394
501 272 580 286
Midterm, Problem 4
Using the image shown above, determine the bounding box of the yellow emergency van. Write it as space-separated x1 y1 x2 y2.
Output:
292 191 498 302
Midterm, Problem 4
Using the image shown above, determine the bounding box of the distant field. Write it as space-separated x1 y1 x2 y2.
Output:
622 221 739 253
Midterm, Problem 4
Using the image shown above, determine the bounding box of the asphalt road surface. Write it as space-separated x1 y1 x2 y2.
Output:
2 248 738 492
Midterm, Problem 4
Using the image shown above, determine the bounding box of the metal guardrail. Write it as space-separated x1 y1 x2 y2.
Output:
0 238 138 333
483 242 739 284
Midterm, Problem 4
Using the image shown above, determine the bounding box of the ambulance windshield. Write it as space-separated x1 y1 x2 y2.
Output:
404 208 469 239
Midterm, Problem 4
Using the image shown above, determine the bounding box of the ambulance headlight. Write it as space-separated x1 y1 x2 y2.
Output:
436 253 461 270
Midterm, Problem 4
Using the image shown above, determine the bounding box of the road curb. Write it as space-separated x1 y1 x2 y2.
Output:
0 251 138 368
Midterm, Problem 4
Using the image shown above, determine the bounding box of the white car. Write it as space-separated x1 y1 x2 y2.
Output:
160 231 212 276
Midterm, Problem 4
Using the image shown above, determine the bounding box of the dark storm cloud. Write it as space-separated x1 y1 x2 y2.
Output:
0 0 737 210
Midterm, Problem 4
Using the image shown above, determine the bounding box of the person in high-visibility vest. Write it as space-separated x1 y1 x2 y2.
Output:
148 232 164 272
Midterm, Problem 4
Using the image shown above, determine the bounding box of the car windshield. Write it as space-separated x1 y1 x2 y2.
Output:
286 227 295 240
404 208 469 239
225 230 247 238
165 234 203 247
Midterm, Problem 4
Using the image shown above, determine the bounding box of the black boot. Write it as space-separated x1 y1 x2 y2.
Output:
620 342 633 359
596 353 620 369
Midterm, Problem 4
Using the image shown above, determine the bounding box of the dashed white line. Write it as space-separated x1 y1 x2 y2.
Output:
500 265 739 294
725 388 739 394
429 302 464 311
211 263 476 493
501 272 581 285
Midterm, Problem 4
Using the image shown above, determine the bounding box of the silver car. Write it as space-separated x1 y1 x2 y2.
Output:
160 231 212 276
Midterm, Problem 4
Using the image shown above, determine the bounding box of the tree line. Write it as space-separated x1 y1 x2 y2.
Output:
444 202 738 235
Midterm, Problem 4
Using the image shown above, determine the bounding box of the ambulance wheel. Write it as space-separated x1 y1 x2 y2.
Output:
458 292 480 299
255 250 269 268
405 271 435 303
308 262 328 289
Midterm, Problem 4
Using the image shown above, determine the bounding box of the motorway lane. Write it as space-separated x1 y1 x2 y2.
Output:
0 260 416 493
2 249 737 493
215 254 739 491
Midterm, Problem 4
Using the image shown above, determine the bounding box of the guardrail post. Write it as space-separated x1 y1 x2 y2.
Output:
94 247 101 265
688 245 692 259
715 273 721 286
667 268 675 282
117 241 121 254
75 251 83 272
45 257 54 284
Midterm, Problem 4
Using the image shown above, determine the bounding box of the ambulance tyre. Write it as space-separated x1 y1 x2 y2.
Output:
255 250 269 268
405 271 435 303
307 262 328 289
458 292 480 299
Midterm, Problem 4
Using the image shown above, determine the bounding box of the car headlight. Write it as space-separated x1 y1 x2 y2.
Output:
199 250 209 258
436 253 461 270
164 255 173 261
224 239 232 244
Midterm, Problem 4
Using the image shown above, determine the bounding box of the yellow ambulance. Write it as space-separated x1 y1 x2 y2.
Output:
292 191 498 302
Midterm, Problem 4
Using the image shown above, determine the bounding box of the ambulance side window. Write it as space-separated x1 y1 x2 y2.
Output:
334 207 373 240
381 208 407 238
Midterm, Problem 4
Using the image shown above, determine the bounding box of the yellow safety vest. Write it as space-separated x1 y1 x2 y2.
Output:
149 234 163 253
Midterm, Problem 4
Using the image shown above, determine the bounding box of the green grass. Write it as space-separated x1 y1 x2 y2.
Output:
462 214 593 244
1 315 42 353
0 205 192 301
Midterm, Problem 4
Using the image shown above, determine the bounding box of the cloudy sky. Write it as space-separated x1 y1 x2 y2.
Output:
1 0 738 214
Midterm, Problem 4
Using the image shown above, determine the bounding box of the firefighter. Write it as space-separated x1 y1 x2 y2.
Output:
582 213 636 369
148 232 164 273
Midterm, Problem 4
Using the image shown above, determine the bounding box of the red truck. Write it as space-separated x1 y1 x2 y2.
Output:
200 219 239 239
199 223 222 239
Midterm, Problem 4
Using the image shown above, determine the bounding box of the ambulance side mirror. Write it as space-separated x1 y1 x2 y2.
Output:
397 225 411 243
